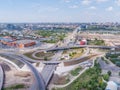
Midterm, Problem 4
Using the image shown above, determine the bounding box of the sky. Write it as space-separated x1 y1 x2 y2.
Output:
0 0 120 23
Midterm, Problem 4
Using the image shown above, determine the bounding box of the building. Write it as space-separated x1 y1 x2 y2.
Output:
106 81 118 90
62 54 70 60
80 39 87 45
0 37 16 47
0 37 36 48
15 40 36 48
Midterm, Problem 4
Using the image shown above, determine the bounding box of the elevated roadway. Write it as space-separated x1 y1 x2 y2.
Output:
0 53 46 90
41 51 62 86
0 56 21 70
41 65 57 86
0 27 88 89
47 45 118 51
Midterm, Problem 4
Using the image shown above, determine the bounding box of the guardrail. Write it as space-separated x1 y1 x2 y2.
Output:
47 45 118 51
0 56 21 70
0 65 4 90
1 54 46 90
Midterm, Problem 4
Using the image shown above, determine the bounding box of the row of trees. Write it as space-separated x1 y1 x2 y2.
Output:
54 60 107 90
105 53 120 67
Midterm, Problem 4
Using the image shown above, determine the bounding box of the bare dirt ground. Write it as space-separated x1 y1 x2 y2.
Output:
1 62 34 90
50 74 68 85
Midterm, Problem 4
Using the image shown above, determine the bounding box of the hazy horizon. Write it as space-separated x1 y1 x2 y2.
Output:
0 0 120 22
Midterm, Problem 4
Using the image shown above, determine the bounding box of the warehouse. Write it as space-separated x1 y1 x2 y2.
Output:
0 37 36 48
15 40 36 48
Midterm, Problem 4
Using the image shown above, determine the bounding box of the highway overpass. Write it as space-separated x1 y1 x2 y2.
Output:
0 53 46 90
47 45 118 51
41 65 57 86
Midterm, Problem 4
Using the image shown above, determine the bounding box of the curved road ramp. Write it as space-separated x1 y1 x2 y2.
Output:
0 54 46 90
0 64 4 90
63 54 97 66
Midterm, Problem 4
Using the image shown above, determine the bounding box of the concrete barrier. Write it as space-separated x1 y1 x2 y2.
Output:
0 65 4 90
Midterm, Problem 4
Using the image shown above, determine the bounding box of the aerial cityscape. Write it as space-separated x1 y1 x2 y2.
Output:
0 0 120 90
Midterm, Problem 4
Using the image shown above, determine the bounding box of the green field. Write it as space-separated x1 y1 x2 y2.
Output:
88 39 105 46
105 53 120 67
53 60 107 90
24 52 37 60
70 67 82 76
2 84 26 90
24 51 54 61
36 30 67 43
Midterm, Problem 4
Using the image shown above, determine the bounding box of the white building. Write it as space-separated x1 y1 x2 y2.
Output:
106 81 118 90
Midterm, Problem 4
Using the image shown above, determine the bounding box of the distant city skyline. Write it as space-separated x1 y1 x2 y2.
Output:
0 0 120 22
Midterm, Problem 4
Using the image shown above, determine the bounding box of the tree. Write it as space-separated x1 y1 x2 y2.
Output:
103 74 109 81
119 72 120 76
95 38 98 41
44 56 48 61
116 61 120 67
107 71 112 76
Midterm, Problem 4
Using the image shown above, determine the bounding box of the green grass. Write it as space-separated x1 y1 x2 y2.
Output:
24 51 54 61
36 30 67 43
105 53 120 67
102 74 109 81
35 52 54 58
53 60 107 90
69 49 84 59
43 39 57 43
105 53 120 58
24 52 37 60
101 57 109 64
70 67 82 76
88 39 105 46
2 84 26 90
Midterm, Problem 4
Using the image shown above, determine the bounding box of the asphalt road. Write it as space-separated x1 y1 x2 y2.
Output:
40 27 79 86
98 57 120 72
41 51 62 86
0 53 46 90
47 45 118 51
41 65 56 86
0 64 4 90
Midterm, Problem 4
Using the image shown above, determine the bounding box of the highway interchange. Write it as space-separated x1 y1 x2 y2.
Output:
0 27 79 90
0 27 120 90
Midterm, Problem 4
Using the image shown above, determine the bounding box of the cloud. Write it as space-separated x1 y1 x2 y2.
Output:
89 6 97 10
106 6 113 11
81 0 91 5
115 0 120 6
69 5 79 8
96 0 108 3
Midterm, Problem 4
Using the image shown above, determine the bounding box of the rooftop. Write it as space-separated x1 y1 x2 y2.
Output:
15 40 36 44
0 37 13 42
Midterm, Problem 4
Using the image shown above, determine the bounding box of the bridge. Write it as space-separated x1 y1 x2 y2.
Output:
0 53 60 89
41 65 57 86
47 45 118 51
0 53 46 90
0 56 22 70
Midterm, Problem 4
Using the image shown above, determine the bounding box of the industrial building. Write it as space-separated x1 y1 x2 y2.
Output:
0 37 36 48
15 40 36 48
